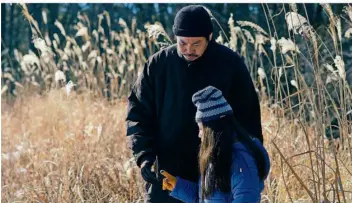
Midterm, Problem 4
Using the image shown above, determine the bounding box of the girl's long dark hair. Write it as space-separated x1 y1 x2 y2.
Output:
198 115 267 200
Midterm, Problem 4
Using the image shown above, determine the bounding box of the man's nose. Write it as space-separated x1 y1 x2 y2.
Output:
185 44 193 53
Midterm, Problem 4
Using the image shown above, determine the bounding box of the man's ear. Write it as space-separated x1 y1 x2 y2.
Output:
209 33 213 41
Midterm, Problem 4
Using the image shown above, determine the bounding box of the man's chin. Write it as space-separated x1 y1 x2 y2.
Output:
184 55 199 61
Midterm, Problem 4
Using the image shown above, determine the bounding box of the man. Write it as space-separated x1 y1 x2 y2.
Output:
126 5 263 202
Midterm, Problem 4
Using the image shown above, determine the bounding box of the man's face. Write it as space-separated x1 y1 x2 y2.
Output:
197 122 204 140
176 35 210 61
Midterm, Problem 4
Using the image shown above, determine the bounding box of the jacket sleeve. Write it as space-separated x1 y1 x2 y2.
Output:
170 177 198 203
229 54 263 143
126 58 157 167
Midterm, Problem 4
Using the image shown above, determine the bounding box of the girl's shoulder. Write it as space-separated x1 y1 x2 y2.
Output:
232 137 265 154
231 138 266 169
231 141 256 163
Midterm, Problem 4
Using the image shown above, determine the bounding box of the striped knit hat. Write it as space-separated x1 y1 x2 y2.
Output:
192 86 233 123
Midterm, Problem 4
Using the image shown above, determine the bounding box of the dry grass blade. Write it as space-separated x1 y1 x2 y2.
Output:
277 37 300 54
343 5 352 22
145 23 171 43
237 20 269 36
19 3 43 39
75 27 88 38
285 12 307 32
228 13 239 51
285 12 314 38
55 20 67 36
321 4 335 22
2 85 9 95
242 29 255 44
144 22 172 49
42 10 47 24
336 18 342 42
334 55 345 80
289 3 298 12
272 141 316 202
345 28 352 39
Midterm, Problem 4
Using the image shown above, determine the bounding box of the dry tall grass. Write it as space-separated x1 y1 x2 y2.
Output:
2 91 145 202
2 3 352 203
2 92 351 202
2 4 158 101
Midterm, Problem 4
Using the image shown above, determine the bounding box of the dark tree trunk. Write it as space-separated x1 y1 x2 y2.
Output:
9 4 14 55
1 4 7 43
47 3 59 37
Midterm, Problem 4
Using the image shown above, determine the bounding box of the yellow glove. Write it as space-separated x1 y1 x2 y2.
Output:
160 170 177 191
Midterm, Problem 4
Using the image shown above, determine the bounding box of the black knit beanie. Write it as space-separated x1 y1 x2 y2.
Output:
173 5 213 38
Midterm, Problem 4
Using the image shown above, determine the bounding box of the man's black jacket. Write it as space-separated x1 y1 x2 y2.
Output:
126 41 263 182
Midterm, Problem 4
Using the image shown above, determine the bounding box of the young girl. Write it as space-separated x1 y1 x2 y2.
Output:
161 86 270 203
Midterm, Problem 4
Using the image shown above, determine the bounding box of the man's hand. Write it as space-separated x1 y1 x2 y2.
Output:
160 170 177 191
140 160 158 184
